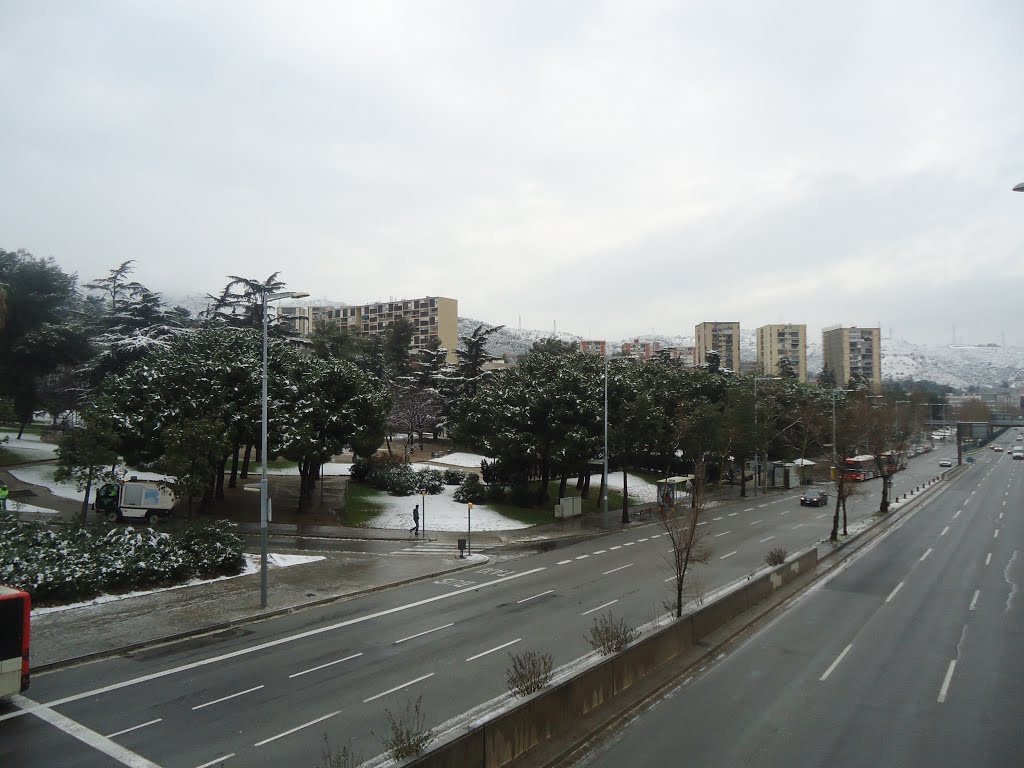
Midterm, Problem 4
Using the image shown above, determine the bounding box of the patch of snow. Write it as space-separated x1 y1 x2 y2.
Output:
426 452 493 469
8 500 59 515
364 485 530 531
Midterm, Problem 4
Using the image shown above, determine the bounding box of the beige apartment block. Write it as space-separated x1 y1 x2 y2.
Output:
821 325 881 391
695 322 741 371
282 296 459 363
756 324 808 382
579 340 607 356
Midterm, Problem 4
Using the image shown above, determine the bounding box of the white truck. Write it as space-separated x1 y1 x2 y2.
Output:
94 478 175 524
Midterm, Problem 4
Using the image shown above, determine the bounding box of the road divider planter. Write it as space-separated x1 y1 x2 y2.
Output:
406 548 818 768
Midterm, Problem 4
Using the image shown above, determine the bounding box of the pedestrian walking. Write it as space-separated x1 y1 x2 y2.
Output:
0 482 8 512
409 503 420 536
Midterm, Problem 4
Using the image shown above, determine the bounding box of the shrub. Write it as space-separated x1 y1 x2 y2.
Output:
348 458 373 483
442 468 466 485
764 547 788 567
385 463 418 496
379 696 432 761
485 483 508 503
506 650 554 697
586 611 639 655
415 468 445 494
453 473 486 504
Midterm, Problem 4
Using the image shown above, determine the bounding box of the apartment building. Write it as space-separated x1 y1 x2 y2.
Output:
579 340 607 356
756 324 808 382
282 296 459 363
821 325 881 392
694 322 741 371
621 339 661 361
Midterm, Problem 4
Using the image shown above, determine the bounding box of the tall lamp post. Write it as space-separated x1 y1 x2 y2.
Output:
602 351 609 516
260 289 308 609
752 376 781 495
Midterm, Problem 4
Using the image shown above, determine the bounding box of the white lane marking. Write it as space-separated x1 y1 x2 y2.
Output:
582 599 618 616
1000 512 1004 519
557 559 572 565
728 512 739 517
105 719 163 739
624 542 635 546
969 590 980 611
792 524 804 529
995 529 1000 539
714 531 731 538
986 552 992 565
192 685 265 710
466 638 521 662
820 644 853 681
196 755 236 768
758 504 768 508
885 582 904 603
816 513 827 519
780 510 790 515
953 510 961 519
749 519 763 525
575 555 590 560
593 550 607 555
637 538 649 542
254 710 342 745
664 575 676 582
609 545 622 550
696 521 708 526
941 526 950 536
517 589 555 604
290 653 363 678
15 567 546 715
744 508 754 512
760 536 775 543
394 623 455 645
937 660 957 703
921 548 933 562
712 516 724 521
603 563 634 576
1003 502 1006 508
771 500 781 504
11 696 161 768
719 551 737 560
363 674 435 703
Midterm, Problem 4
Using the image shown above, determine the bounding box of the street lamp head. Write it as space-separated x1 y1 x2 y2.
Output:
1013 181 1024 192
267 290 309 301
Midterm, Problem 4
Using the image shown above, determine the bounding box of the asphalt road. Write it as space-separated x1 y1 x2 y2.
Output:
0 442 970 768
570 435 1024 767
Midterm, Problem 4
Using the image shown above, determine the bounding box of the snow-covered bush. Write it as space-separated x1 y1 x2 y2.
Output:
453 473 486 504
415 468 444 495
442 469 466 485
0 514 245 605
385 463 418 496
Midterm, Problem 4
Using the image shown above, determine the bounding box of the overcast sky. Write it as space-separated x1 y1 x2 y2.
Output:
2 1 1023 346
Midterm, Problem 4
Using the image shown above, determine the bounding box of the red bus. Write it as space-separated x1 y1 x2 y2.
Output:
0 585 30 696
842 455 878 482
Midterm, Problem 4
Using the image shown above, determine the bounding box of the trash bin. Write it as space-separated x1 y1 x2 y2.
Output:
457 538 467 558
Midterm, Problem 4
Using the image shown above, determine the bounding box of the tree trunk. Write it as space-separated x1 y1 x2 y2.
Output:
739 455 747 497
558 472 568 499
598 470 607 509
241 443 252 478
581 471 591 499
80 466 94 522
384 433 393 455
16 422 25 439
621 467 630 524
842 496 848 535
830 494 840 541
879 471 890 513
228 443 240 488
215 457 227 500
537 454 551 505
575 472 584 491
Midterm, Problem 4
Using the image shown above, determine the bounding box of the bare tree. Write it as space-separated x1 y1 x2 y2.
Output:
660 499 710 619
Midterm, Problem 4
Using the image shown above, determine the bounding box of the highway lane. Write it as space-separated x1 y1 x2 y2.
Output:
0 443 973 767
570 436 1023 767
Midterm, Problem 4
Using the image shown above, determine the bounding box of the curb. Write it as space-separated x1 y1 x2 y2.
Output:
32 554 489 675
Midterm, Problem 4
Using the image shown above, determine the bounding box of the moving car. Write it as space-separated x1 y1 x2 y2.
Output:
939 459 952 467
994 446 1003 452
800 489 829 507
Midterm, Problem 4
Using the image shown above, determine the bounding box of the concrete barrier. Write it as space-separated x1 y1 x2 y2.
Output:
407 547 817 768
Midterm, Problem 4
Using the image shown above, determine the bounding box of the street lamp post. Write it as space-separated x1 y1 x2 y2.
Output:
602 352 609 516
419 486 427 539
753 376 781 495
260 289 308 609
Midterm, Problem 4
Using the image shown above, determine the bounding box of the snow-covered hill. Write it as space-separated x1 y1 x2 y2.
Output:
460 319 1024 391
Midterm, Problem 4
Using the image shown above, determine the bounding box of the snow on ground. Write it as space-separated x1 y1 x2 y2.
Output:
31 552 325 616
427 452 493 469
364 484 530 531
590 472 661 503
0 431 59 457
7 500 59 515
267 462 352 476
10 464 169 501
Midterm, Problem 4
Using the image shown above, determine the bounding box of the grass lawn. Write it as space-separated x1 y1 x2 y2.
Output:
342 482 387 527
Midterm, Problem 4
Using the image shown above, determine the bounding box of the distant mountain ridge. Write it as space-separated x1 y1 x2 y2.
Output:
459 319 1024 391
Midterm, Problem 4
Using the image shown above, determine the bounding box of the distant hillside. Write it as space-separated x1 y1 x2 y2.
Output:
459 319 1024 391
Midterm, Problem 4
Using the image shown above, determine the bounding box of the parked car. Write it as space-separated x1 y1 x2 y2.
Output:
939 459 952 467
800 490 829 507
994 446 1003 452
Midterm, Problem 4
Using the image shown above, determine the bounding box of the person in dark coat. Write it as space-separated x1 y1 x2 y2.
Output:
409 504 420 536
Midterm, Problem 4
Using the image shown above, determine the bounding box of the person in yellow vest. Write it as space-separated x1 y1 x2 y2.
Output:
0 483 9 512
